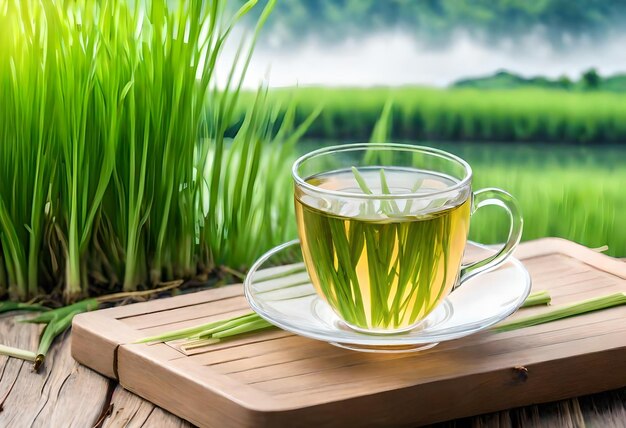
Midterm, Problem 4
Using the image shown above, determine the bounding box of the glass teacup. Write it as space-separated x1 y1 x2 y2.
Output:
293 143 522 334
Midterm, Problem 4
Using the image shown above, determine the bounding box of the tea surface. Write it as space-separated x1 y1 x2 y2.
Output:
295 167 470 331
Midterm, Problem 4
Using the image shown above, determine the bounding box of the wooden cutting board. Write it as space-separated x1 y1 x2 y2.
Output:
71 238 626 427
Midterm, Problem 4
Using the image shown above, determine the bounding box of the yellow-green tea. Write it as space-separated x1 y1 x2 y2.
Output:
295 167 471 331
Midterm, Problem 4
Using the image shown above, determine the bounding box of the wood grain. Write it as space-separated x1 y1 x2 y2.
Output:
102 385 191 428
70 238 626 427
0 312 190 428
3 314 623 428
0 315 107 427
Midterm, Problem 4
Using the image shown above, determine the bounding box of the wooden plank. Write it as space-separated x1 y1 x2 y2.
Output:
252 331 626 398
103 286 244 319
116 345 273 427
0 316 107 428
70 239 626 427
123 296 250 330
275 349 626 427
103 384 192 428
72 312 143 379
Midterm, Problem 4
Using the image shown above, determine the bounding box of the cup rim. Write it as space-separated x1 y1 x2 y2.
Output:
292 143 473 200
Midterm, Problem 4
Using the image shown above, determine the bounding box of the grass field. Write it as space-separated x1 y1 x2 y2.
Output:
296 141 626 257
245 87 626 144
249 86 625 257
438 143 624 256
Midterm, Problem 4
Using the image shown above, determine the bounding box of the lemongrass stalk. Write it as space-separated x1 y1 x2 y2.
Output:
0 344 37 362
134 312 257 344
0 302 49 314
181 338 221 352
134 288 622 349
211 318 272 339
23 299 99 324
495 292 626 332
25 287 191 371
121 85 149 292
0 201 28 299
180 319 272 351
35 310 80 371
204 0 278 262
192 313 261 338
0 250 8 295
521 290 551 308
0 1 54 301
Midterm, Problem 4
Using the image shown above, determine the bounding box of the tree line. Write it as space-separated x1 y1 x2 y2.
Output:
240 0 626 48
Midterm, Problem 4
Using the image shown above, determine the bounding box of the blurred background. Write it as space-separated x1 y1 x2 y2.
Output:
230 0 626 256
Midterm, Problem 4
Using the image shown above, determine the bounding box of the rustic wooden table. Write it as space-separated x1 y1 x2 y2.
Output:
1 322 624 428
1 253 625 427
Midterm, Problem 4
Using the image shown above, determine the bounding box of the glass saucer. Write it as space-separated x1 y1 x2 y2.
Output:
244 240 531 353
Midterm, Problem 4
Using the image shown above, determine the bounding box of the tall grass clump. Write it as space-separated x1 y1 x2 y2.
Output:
0 0 313 303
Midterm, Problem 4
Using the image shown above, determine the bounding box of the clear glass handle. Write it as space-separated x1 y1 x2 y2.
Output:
458 188 523 286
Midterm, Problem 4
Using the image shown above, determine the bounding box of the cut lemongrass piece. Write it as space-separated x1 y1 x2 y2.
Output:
134 312 257 344
495 292 626 332
35 310 81 371
194 314 262 338
212 318 273 339
180 319 273 351
193 316 266 339
0 344 37 362
181 338 221 352
521 290 551 308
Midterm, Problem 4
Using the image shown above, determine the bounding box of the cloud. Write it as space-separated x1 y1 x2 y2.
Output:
221 30 626 88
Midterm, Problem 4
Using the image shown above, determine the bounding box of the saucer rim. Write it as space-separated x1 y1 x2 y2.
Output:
244 240 532 347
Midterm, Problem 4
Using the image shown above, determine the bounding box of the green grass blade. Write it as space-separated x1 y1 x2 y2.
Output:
495 292 626 332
